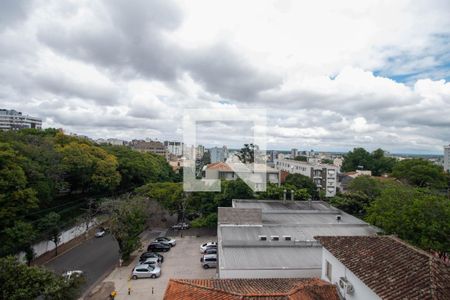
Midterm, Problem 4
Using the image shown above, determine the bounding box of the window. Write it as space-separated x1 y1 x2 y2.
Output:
136 268 147 272
325 260 332 281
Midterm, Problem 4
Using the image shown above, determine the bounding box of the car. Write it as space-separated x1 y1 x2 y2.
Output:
95 229 106 238
147 242 171 252
140 257 161 267
200 254 217 269
204 247 217 255
139 252 164 263
154 236 176 247
131 264 161 279
200 242 217 253
171 222 190 230
62 270 84 281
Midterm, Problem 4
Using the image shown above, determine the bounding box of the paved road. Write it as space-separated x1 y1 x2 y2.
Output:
45 234 120 294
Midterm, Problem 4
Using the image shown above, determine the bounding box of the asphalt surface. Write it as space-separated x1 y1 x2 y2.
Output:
45 233 120 294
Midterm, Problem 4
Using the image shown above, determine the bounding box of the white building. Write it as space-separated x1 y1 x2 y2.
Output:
316 236 450 300
217 200 379 279
164 141 183 156
274 158 338 197
210 146 229 163
291 148 298 159
0 109 42 130
444 144 450 172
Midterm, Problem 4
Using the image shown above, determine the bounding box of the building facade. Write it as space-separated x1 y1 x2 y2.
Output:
0 109 42 130
209 146 229 163
444 144 450 172
130 140 167 157
164 141 183 156
274 158 338 197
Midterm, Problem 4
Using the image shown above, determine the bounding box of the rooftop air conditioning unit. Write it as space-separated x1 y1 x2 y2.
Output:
339 277 354 294
258 235 267 241
271 235 280 241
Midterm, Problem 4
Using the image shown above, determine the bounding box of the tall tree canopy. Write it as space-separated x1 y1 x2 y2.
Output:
391 158 448 189
341 148 396 176
284 173 318 199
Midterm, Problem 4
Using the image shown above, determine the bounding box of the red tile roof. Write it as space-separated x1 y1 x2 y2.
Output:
315 236 450 300
207 162 233 171
164 278 339 300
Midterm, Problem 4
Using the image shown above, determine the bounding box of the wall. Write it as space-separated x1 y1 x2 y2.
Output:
321 248 381 300
219 267 321 279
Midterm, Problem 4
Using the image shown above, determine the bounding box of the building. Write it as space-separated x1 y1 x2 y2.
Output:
0 109 42 130
316 236 450 300
203 162 280 188
164 278 340 300
130 140 167 157
444 144 450 172
164 141 183 156
217 199 379 279
274 158 338 197
196 145 205 160
96 138 126 146
210 146 229 163
291 148 298 159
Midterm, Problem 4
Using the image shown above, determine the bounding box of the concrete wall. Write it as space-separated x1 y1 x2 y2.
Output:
219 267 321 279
321 248 381 300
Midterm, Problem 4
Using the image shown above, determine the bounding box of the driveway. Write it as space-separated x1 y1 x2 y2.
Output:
100 234 217 299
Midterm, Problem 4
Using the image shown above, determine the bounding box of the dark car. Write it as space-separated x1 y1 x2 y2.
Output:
139 252 164 263
147 242 170 252
204 247 217 255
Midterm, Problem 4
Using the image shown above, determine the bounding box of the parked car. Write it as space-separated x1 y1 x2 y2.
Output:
200 242 217 253
147 242 171 252
140 257 161 267
139 252 164 263
204 247 217 255
172 222 190 230
95 229 106 238
62 270 84 281
200 254 217 269
131 264 161 279
154 236 176 247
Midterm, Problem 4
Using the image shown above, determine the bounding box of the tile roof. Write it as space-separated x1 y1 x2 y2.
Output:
315 236 450 300
164 278 340 300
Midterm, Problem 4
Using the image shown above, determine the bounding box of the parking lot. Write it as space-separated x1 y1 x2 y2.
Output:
96 232 217 299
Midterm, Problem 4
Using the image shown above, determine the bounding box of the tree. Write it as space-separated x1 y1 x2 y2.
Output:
284 174 318 199
101 196 148 260
367 186 450 256
341 148 396 176
236 143 256 163
0 256 83 299
39 212 62 257
257 183 310 200
136 182 184 217
218 179 255 207
391 158 448 189
1 221 37 265
321 158 333 164
294 156 308 162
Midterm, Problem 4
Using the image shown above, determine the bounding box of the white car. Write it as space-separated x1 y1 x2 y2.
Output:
95 230 106 237
131 264 161 279
154 236 176 247
62 270 84 281
200 242 217 253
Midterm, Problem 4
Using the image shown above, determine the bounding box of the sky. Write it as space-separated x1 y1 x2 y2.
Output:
0 0 449 154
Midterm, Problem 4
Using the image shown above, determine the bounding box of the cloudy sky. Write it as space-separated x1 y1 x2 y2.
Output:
1 0 450 153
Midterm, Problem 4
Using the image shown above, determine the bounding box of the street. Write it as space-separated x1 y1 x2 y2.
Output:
44 234 120 294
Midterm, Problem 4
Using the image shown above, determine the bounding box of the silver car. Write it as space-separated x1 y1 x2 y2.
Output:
140 257 161 267
131 264 161 279
200 254 217 269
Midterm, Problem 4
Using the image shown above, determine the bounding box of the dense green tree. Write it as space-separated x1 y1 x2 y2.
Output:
294 156 308 162
367 187 450 256
257 183 310 200
391 158 448 189
1 221 37 265
321 158 333 164
136 182 184 216
342 148 396 176
0 256 83 299
101 197 148 260
39 212 63 256
284 174 318 199
218 179 255 207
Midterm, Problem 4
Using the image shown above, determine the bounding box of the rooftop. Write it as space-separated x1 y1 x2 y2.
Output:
315 236 450 300
206 162 279 173
164 278 340 300
233 199 335 211
218 207 262 225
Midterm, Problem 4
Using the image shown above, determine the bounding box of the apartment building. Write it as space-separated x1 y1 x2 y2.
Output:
209 146 229 163
444 144 450 172
130 140 167 157
0 109 42 130
274 158 338 197
164 141 183 156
